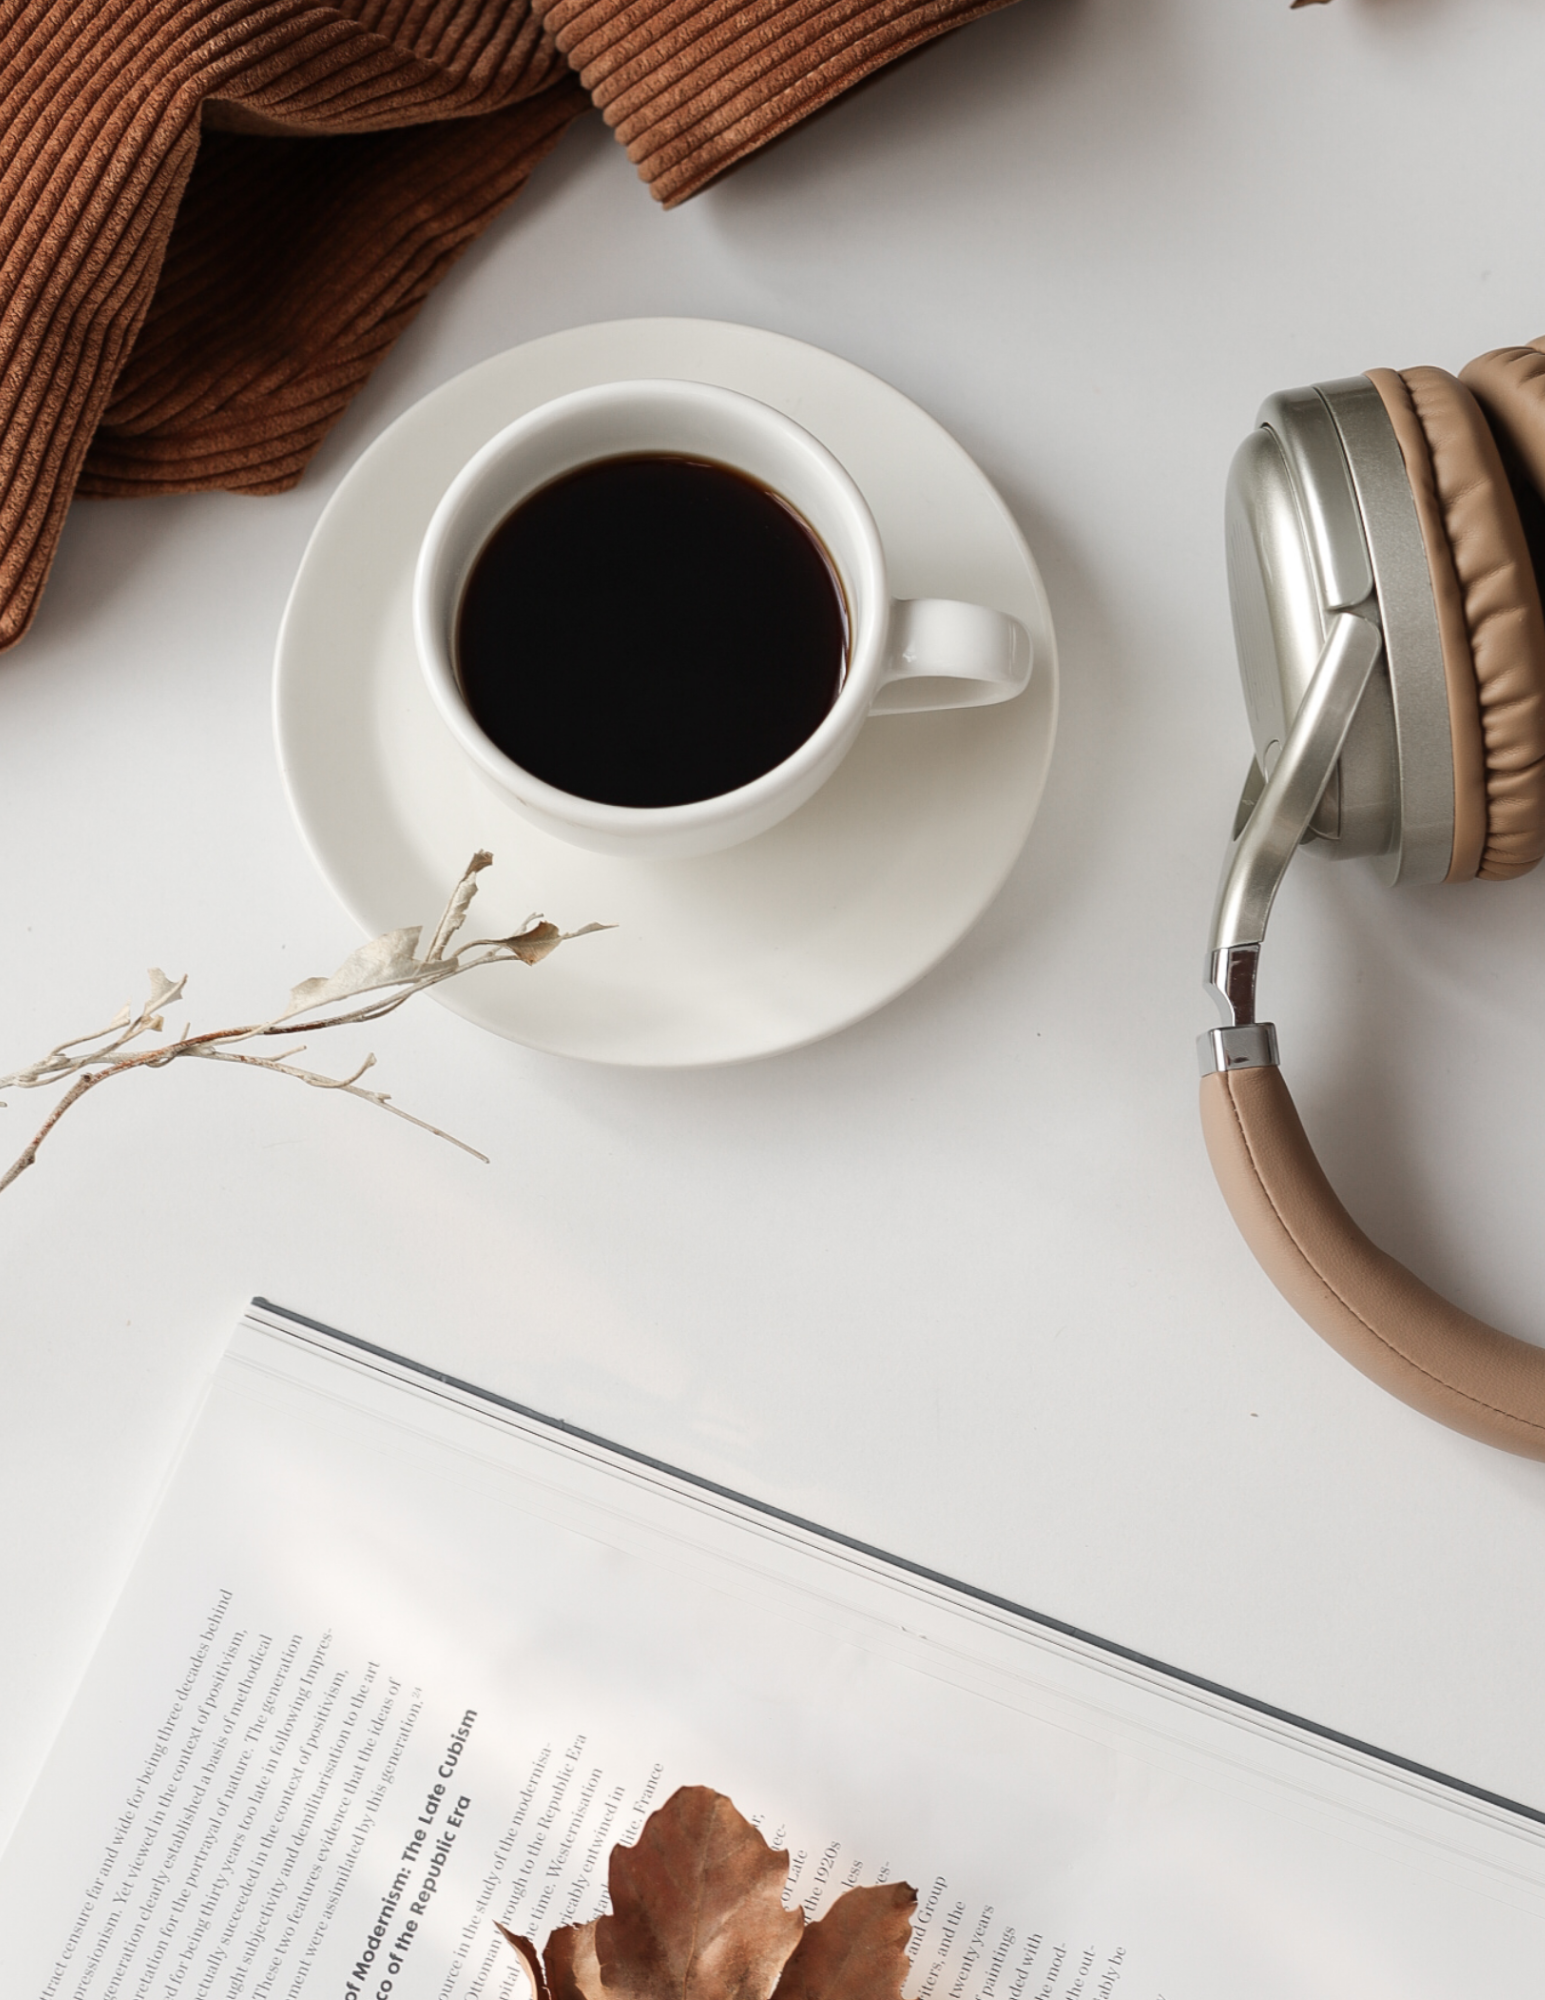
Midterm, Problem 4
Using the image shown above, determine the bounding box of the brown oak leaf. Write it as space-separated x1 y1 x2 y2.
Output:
497 1922 551 2000
546 1920 604 2000
498 1790 915 2000
770 1885 918 2000
598 1787 806 2000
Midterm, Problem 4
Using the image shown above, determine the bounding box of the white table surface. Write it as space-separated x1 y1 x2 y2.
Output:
5 0 1545 1862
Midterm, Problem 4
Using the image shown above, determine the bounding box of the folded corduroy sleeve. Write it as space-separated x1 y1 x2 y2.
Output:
0 0 1016 650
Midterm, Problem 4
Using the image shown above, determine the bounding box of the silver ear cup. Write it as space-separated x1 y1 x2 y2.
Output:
1204 376 1457 1071
1222 377 1454 886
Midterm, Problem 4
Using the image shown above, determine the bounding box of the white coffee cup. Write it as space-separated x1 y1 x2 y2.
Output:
415 380 1032 858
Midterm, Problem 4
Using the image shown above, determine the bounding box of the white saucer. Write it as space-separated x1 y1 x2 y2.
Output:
274 320 1058 1067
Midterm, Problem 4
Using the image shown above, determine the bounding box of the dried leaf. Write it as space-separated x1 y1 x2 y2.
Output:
425 850 494 961
501 922 564 966
145 968 185 1015
278 926 423 1018
597 1788 806 2000
493 1796 910 2000
500 921 613 966
546 1920 603 2000
770 1886 916 2000
497 1922 551 2000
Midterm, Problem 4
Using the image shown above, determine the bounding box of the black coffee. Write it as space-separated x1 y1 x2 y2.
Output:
455 454 848 809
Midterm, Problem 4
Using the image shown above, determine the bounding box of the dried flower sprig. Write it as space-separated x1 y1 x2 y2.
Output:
0 853 605 1195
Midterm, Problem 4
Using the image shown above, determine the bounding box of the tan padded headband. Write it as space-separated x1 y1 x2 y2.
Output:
1201 1065 1545 1459
1368 365 1545 881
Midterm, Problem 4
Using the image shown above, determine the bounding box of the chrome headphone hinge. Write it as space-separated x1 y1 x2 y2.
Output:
1200 943 1279 1079
1207 942 1260 1026
1198 1019 1280 1077
1199 610 1384 1079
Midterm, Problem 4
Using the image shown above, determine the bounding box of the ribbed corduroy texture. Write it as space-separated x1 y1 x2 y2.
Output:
0 0 1013 650
540 0 1017 205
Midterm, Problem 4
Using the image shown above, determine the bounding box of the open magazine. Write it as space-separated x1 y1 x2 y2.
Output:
3 1301 1542 2000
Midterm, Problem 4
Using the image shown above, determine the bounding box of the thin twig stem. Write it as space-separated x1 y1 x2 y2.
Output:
0 1071 109 1194
194 1048 488 1160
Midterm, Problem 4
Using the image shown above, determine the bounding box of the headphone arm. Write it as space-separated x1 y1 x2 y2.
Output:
1200 610 1382 1077
1198 608 1545 1459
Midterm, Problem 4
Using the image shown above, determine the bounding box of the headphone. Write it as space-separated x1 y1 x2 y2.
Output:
1203 345 1545 1459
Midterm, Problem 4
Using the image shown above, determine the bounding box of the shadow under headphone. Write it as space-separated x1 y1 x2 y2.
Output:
1205 345 1545 1459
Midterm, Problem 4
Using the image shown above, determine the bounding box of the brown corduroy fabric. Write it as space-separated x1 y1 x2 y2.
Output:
0 0 1012 651
543 0 1022 205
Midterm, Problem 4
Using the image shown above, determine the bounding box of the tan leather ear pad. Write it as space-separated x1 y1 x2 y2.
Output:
1202 1065 1545 1459
1368 366 1545 881
1462 338 1545 506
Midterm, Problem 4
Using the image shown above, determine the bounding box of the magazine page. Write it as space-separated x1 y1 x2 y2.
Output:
0 1306 1541 2000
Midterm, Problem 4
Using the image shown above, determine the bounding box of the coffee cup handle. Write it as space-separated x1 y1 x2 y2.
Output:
870 599 1033 714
